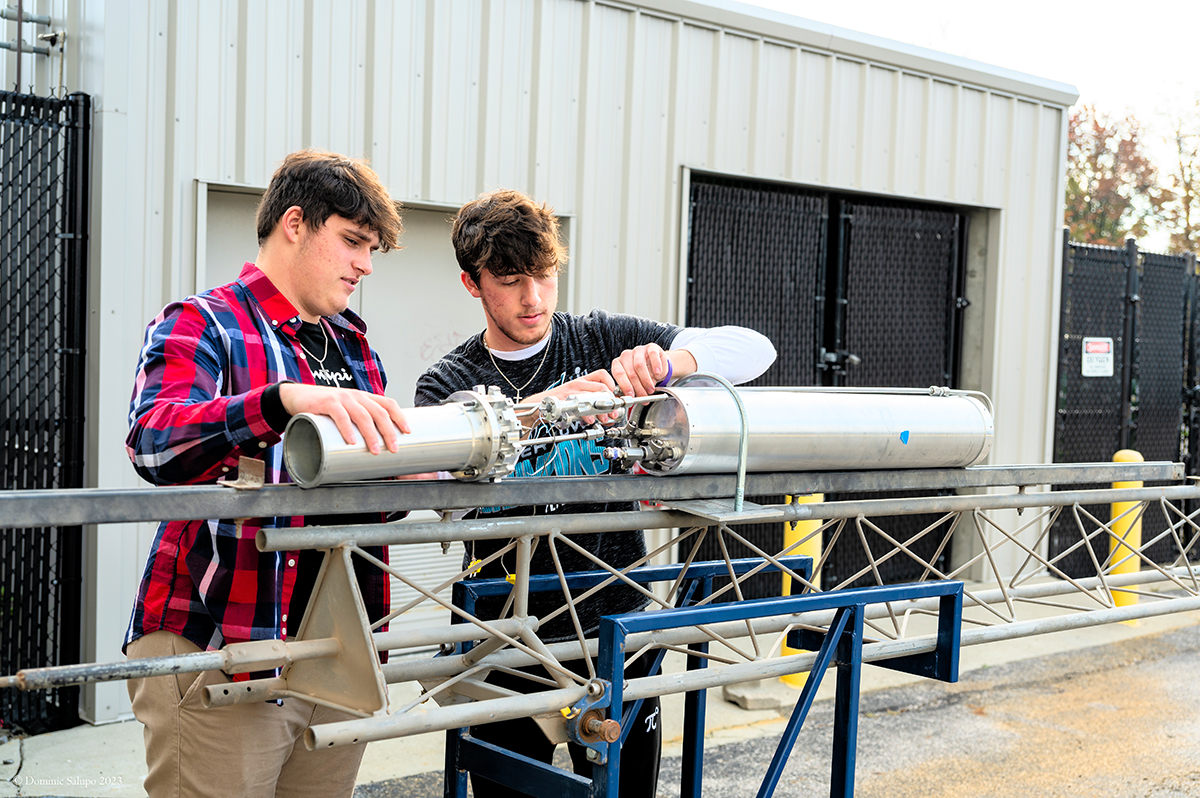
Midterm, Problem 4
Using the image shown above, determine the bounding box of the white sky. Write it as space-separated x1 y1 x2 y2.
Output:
737 0 1199 150
736 0 1198 247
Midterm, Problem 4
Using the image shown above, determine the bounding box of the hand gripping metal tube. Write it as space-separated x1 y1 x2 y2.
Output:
283 388 521 487
632 386 994 475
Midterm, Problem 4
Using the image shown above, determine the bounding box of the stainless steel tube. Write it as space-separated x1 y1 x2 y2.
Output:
306 684 589 750
637 387 993 475
284 407 477 487
283 389 520 487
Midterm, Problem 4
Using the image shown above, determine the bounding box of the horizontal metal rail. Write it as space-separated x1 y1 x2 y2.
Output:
1 638 340 691
258 483 1200 550
0 462 1180 529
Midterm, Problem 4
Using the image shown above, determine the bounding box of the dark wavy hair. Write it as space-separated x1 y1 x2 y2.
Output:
255 150 402 251
450 189 567 284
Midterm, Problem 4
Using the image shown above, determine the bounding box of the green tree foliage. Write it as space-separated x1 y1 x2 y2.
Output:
1158 102 1200 255
1065 105 1164 245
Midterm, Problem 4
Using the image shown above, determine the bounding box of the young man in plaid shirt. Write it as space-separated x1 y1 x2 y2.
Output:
123 150 410 797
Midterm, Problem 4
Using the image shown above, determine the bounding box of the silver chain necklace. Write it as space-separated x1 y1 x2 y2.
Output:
297 321 330 368
486 327 552 402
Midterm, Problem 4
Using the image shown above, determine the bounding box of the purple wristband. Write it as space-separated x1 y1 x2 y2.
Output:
656 360 673 387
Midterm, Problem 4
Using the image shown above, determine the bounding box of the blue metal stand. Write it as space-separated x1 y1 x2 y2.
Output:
444 557 811 798
442 561 962 798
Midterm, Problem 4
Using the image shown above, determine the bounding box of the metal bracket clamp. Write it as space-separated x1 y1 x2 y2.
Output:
447 387 522 482
201 546 389 718
564 678 617 765
217 455 266 490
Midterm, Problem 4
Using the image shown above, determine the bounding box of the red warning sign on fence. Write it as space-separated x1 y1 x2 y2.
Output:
1081 337 1114 377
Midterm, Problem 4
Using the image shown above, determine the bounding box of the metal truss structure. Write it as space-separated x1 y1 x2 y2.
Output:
4 455 1200 797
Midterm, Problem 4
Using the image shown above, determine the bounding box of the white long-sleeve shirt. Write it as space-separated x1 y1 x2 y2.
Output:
670 325 776 384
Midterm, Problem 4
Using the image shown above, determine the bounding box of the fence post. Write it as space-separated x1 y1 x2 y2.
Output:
780 494 823 687
1184 253 1198 482
1119 238 1140 451
1110 449 1143 612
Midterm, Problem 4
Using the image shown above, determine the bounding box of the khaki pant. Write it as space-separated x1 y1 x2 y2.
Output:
127 631 366 798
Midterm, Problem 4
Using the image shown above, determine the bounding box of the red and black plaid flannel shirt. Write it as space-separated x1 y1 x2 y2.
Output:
124 262 390 657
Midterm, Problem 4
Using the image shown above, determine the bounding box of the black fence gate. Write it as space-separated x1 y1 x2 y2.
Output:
1 91 91 734
1051 233 1196 577
684 174 969 597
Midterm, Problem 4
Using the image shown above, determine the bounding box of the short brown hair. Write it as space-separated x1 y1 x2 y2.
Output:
256 150 402 251
450 189 568 284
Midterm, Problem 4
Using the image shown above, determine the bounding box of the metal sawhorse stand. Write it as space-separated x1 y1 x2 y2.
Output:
443 558 963 798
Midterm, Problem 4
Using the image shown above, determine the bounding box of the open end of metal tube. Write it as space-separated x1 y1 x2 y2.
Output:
304 727 331 751
284 415 325 488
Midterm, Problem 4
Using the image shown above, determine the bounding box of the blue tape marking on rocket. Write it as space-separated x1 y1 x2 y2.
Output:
900 430 910 444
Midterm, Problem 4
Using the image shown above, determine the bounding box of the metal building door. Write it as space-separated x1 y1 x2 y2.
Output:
684 175 968 595
831 200 964 388
684 176 827 388
820 199 965 589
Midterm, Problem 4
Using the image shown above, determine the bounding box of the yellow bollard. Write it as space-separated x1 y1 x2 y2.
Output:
781 494 823 687
1109 449 1143 613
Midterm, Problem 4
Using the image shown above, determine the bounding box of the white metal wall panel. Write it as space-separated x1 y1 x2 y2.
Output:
307 1 367 156
575 3 630 312
371 0 426 201
829 58 864 189
991 98 1042 467
480 0 535 193
983 92 1016 209
861 65 896 195
197 3 237 185
77 0 167 725
530 0 583 204
425 0 482 202
754 42 792 180
893 72 925 196
711 32 754 176
625 13 676 317
923 80 954 200
676 23 714 172
957 87 987 204
793 49 830 185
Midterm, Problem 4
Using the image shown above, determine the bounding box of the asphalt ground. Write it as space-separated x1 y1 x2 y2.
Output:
358 622 1200 798
6 616 1200 797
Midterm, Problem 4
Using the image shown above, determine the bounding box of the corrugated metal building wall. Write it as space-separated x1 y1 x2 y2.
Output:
2 0 1076 723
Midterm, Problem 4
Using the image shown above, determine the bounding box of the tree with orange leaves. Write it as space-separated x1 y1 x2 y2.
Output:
1064 105 1165 245
1158 101 1200 255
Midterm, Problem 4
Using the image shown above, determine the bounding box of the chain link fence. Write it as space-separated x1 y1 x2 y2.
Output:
1051 234 1197 577
1 90 90 734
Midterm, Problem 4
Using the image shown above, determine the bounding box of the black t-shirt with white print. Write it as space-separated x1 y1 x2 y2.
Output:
297 321 356 388
415 309 680 642
291 320 373 634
